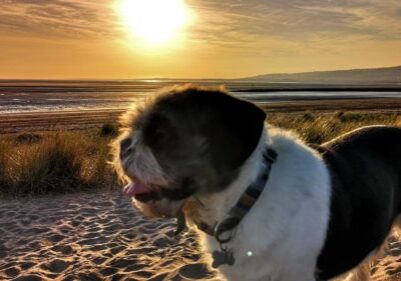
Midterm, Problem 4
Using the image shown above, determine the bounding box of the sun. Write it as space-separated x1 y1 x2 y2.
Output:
118 0 190 45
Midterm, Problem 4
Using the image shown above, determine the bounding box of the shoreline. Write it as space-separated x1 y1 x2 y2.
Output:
2 98 401 133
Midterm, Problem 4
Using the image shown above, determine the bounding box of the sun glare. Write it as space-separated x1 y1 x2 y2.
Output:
118 0 190 45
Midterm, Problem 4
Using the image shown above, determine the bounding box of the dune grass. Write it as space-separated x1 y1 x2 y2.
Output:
0 111 400 197
0 140 11 192
100 122 118 137
268 111 401 144
13 135 86 195
0 130 116 197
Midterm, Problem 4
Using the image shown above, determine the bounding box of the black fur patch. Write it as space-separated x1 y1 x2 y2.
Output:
120 137 132 158
316 126 401 279
139 86 266 195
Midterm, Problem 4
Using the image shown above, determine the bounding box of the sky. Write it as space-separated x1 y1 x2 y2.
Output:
1 0 401 79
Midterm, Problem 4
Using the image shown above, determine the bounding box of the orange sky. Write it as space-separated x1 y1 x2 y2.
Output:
1 0 401 79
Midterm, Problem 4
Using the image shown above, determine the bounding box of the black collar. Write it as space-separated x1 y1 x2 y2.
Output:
198 148 277 242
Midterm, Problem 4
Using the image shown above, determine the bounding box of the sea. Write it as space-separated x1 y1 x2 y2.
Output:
1 79 401 113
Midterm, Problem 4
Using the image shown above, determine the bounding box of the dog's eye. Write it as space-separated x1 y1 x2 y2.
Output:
120 138 135 158
120 137 132 152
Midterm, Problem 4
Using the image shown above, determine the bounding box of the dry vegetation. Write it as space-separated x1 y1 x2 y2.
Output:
0 111 400 197
0 125 117 198
268 110 401 144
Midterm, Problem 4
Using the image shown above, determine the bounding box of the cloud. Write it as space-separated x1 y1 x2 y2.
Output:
1 0 401 57
0 0 117 39
187 0 401 49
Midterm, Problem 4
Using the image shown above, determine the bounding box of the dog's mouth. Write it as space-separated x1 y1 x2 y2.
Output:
122 179 189 235
123 181 162 202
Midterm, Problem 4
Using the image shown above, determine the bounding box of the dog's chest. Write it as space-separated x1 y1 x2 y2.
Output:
200 199 304 280
204 232 284 281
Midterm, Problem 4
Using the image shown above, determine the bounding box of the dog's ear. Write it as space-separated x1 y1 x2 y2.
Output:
208 96 266 172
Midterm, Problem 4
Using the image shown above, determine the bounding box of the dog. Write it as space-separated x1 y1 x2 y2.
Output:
113 85 401 281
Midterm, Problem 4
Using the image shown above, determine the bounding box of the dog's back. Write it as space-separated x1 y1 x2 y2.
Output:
315 126 401 279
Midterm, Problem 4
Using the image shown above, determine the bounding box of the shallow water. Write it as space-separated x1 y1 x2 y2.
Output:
1 80 400 113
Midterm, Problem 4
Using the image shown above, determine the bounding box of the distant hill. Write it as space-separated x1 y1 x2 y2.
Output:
245 65 401 84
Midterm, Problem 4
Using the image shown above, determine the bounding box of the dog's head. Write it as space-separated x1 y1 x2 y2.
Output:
113 85 266 219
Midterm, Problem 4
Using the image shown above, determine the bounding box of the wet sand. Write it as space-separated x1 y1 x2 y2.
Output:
2 98 401 133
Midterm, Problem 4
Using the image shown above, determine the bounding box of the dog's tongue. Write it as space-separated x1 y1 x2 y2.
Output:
123 181 151 197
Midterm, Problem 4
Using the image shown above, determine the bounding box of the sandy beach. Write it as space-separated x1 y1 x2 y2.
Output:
2 189 401 280
2 88 401 280
0 190 221 281
2 0 401 276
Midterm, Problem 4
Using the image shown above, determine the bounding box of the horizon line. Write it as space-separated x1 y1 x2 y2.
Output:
1 64 401 81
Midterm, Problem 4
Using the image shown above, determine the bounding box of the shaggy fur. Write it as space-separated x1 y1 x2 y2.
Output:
192 127 331 281
113 85 401 281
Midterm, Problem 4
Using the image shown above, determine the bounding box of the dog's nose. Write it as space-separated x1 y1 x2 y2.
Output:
120 137 132 155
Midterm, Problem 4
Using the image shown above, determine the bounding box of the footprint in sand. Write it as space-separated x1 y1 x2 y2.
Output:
179 263 213 279
0 191 220 281
40 259 71 274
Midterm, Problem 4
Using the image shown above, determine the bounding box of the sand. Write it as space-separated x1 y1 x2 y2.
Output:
369 230 401 281
2 190 401 281
0 190 220 281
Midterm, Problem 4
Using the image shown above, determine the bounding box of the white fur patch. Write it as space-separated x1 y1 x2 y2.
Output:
122 130 169 186
193 126 331 281
114 129 184 218
115 129 169 187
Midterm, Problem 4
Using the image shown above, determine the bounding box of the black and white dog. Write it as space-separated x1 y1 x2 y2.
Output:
113 85 401 281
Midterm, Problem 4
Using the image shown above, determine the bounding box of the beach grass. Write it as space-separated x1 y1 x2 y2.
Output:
100 122 119 137
0 139 11 192
0 130 116 197
0 110 400 197
268 111 401 144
